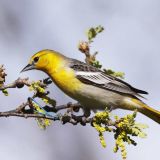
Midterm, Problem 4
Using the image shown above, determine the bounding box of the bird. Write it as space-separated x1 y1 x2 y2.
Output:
21 49 160 124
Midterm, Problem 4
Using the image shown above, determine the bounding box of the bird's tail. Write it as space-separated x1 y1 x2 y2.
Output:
130 98 160 124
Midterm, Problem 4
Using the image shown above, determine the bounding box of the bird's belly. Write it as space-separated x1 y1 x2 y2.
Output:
74 84 125 110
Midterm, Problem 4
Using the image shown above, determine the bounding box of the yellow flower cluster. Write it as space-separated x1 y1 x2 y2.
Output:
113 111 148 160
93 111 112 148
92 110 148 160
29 81 56 106
29 81 45 93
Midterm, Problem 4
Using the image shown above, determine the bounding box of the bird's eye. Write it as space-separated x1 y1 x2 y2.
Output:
33 57 39 63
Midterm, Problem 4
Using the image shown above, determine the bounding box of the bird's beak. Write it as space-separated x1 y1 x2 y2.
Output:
20 63 35 73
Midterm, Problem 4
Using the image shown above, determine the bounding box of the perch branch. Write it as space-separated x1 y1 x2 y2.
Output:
0 77 47 90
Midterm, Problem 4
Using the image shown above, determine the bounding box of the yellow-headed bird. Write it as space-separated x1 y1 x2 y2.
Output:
21 49 160 123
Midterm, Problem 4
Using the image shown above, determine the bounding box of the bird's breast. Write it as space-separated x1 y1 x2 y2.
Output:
48 68 83 98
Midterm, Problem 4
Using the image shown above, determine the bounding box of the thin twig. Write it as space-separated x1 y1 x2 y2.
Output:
0 77 47 90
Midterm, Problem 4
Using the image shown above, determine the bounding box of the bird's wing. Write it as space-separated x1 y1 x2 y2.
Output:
69 59 148 97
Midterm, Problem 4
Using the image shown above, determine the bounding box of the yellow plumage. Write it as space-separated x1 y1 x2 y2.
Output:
21 49 160 124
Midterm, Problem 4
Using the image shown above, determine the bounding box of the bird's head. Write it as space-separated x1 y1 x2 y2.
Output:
21 49 66 73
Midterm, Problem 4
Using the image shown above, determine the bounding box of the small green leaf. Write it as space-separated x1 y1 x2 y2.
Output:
95 25 104 33
86 25 104 42
2 89 8 96
104 69 125 79
92 60 102 69
87 27 97 41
